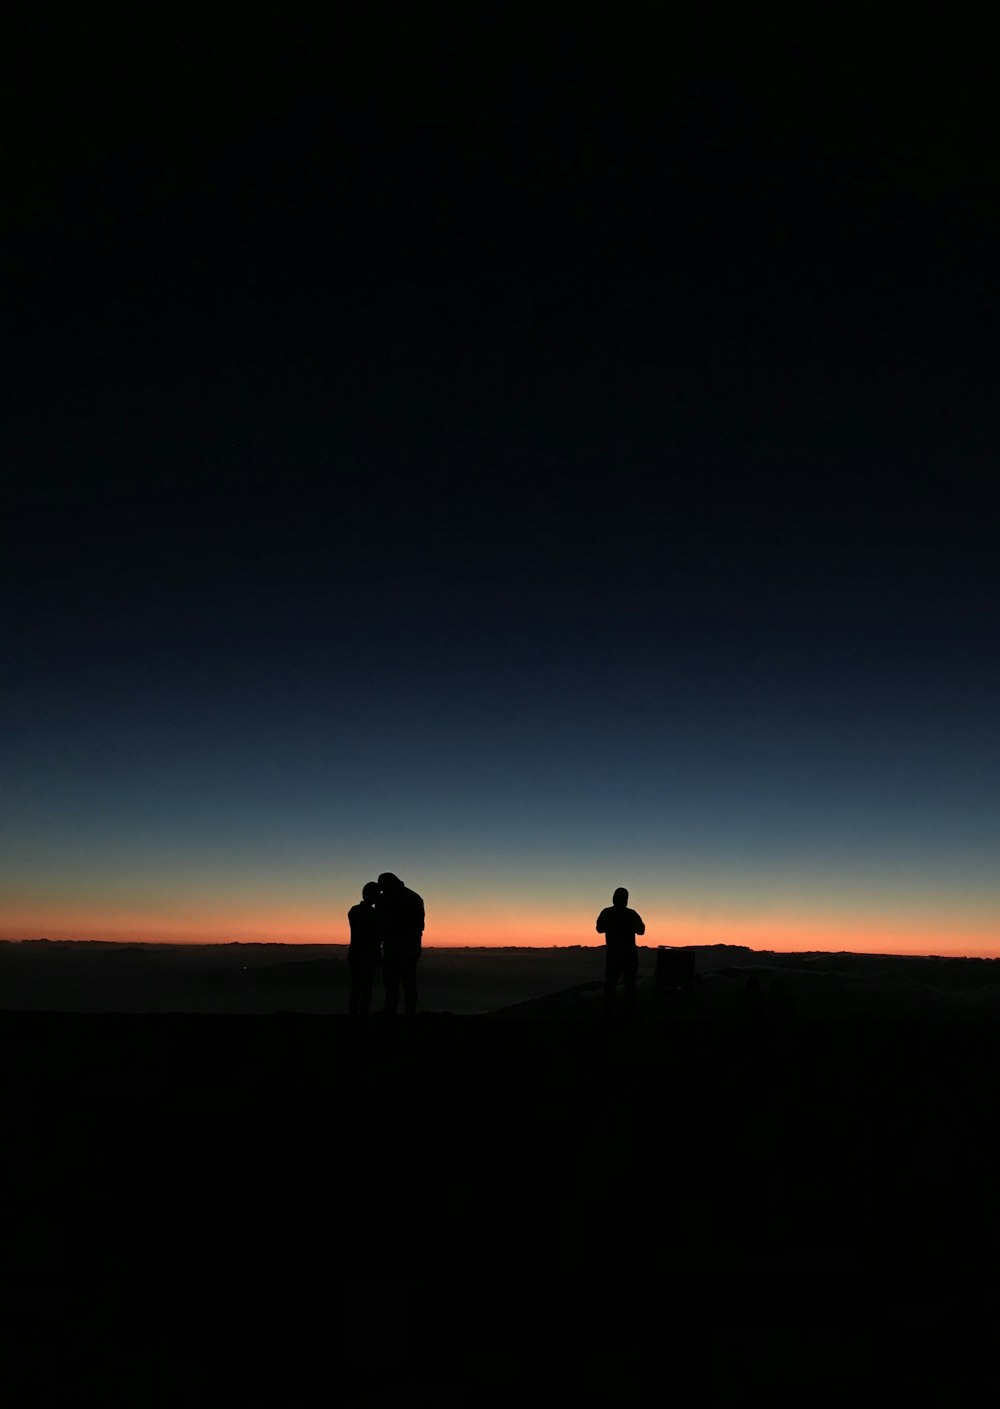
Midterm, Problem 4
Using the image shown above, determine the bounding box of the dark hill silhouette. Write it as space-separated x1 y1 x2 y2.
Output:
484 949 1000 1022
5 939 998 1019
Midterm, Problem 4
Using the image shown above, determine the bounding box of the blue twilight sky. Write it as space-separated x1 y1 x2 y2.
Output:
2 7 998 950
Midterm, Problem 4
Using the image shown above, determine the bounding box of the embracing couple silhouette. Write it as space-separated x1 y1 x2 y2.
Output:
347 872 425 1018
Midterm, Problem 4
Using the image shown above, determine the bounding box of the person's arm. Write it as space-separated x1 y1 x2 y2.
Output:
595 909 607 934
634 912 646 936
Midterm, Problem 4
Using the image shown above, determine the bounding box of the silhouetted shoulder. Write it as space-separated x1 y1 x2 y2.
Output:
381 885 424 937
348 903 379 939
403 887 425 931
597 906 645 940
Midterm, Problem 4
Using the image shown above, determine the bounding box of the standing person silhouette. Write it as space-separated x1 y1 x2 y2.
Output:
596 887 646 1019
377 872 425 1018
347 881 382 1018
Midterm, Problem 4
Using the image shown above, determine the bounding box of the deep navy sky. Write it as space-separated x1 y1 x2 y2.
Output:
3 6 998 948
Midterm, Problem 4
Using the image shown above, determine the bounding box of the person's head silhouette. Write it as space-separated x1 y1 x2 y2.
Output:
378 872 403 893
612 887 629 907
361 881 379 905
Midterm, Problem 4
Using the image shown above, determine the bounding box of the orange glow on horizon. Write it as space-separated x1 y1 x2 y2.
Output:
2 902 998 957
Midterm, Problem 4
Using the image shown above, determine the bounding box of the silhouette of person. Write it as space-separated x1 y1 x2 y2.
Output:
347 881 382 1018
595 887 645 1019
377 872 425 1017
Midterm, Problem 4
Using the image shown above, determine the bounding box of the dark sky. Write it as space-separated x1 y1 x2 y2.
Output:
3 6 998 949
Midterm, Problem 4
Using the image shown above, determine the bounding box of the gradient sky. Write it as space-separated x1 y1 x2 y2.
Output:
3 8 998 954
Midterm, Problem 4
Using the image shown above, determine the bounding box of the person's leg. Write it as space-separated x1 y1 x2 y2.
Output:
383 955 400 1016
622 948 639 1018
603 950 620 1019
359 967 373 1017
348 957 360 1017
401 955 418 1017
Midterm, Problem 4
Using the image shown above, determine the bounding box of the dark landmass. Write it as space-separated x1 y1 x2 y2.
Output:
3 938 999 1020
3 943 1000 1401
0 939 631 1015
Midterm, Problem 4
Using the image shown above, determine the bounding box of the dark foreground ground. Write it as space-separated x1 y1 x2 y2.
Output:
3 990 1000 1404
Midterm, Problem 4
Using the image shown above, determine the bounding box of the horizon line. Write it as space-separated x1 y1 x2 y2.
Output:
3 936 998 962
